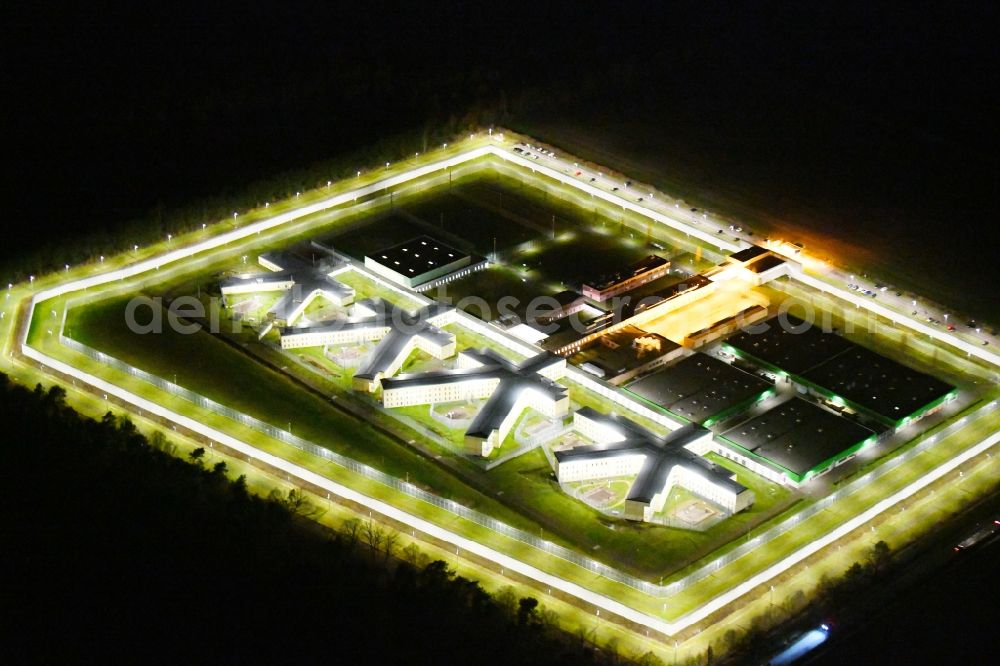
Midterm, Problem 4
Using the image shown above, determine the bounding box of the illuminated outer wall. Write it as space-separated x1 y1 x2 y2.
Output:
17 139 1000 639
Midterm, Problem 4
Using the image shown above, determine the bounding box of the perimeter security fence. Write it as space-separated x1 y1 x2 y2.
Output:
58 330 998 598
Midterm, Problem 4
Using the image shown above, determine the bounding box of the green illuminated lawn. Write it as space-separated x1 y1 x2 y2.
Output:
13 135 999 637
65 284 804 580
50 169 996 605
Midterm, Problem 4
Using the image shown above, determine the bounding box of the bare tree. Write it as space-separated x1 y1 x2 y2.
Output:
494 585 518 618
634 651 665 666
269 488 319 518
149 430 177 455
576 623 598 647
383 530 400 563
341 518 362 552
149 430 168 450
538 607 560 632
401 542 422 566
603 637 621 665
363 519 385 554
787 589 807 612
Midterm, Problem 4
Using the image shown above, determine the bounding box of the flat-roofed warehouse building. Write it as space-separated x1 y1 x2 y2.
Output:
555 408 753 521
582 254 671 302
381 349 568 457
364 235 472 288
723 315 956 429
717 397 877 485
625 353 774 426
723 315 855 376
800 345 957 429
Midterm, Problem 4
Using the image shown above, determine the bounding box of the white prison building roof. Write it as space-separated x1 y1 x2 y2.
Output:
555 408 753 521
279 298 456 391
220 251 355 325
381 349 569 457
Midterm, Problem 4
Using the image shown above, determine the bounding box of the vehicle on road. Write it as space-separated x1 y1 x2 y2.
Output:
953 520 1000 552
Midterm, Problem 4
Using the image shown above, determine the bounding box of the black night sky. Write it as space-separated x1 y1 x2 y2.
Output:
5 2 998 313
2 1 999 663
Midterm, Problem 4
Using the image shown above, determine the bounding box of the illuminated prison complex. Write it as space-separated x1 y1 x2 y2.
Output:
278 298 457 392
381 349 569 456
555 408 753 521
723 315 957 430
238 243 952 495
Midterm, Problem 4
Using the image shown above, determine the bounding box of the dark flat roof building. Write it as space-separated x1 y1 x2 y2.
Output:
724 315 956 427
582 254 671 302
568 325 685 385
723 315 854 376
719 397 876 483
802 345 957 426
364 235 472 287
727 245 770 264
626 353 773 425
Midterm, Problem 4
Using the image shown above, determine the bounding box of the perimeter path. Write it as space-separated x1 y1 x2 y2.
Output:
19 319 1000 637
16 137 1000 637
495 141 1000 366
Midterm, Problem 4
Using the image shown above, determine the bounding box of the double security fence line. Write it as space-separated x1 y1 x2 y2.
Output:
18 140 1000 635
58 331 999 597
